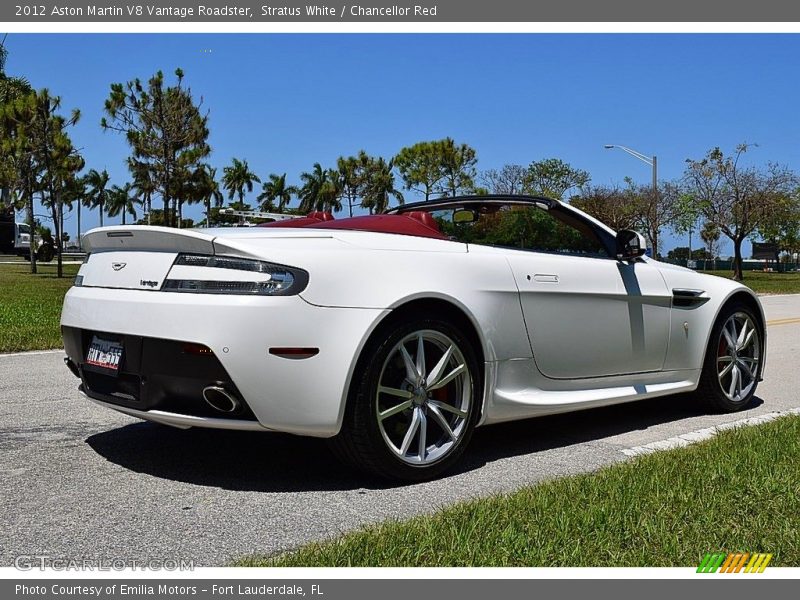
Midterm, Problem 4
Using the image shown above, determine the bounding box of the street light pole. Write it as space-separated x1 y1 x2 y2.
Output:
604 144 658 255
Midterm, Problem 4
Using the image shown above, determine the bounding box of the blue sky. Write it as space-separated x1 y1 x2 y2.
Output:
6 33 800 255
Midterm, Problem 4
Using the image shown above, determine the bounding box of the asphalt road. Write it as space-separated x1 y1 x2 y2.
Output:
1 295 799 567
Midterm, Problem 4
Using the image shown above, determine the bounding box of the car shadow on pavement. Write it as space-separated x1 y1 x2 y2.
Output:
86 393 763 493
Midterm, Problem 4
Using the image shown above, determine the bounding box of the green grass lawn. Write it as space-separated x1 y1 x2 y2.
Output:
699 269 800 294
236 415 800 567
0 262 79 353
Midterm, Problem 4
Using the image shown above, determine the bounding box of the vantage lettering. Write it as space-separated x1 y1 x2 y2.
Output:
146 5 195 18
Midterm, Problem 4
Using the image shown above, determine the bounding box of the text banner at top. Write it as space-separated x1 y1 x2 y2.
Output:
5 0 800 22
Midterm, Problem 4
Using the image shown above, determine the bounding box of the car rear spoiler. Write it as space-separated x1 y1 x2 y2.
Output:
82 226 216 255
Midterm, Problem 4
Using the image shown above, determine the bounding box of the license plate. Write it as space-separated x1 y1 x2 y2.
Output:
85 336 124 375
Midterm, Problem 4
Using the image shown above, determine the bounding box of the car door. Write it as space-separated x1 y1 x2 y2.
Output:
469 202 671 379
507 252 672 379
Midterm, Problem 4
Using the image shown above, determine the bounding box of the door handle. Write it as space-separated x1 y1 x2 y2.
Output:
532 273 559 283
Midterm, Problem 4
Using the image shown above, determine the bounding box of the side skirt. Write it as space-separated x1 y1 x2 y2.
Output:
480 358 701 426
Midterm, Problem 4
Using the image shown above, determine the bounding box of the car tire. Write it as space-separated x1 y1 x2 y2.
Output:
693 302 763 413
330 316 481 481
36 244 54 262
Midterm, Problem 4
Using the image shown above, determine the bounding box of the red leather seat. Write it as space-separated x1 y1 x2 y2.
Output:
307 211 335 222
406 211 440 232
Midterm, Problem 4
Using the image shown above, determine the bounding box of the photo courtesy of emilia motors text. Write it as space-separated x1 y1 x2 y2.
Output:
2 0 800 597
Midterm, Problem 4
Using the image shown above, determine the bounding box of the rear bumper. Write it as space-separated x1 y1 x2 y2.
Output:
82 391 269 431
61 286 387 437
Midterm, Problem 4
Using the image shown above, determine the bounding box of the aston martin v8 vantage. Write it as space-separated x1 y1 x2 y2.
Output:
61 195 765 480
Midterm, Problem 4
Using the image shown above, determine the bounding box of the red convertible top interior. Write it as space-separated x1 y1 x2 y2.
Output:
257 211 447 240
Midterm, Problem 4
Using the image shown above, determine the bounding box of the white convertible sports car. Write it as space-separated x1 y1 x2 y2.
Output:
61 195 765 480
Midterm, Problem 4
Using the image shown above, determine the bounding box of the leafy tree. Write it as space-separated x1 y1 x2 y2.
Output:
755 190 800 264
33 90 82 277
621 177 678 258
394 138 478 200
684 144 797 280
669 189 704 255
258 173 296 213
361 156 404 214
523 158 590 200
335 155 364 217
481 164 527 195
570 185 637 232
438 137 477 197
0 37 32 209
0 88 81 276
101 68 210 228
0 94 41 271
394 140 446 201
222 157 260 205
666 247 712 261
84 169 111 227
107 182 140 225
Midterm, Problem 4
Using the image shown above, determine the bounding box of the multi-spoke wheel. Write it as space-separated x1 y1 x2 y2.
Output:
331 317 480 481
695 304 763 412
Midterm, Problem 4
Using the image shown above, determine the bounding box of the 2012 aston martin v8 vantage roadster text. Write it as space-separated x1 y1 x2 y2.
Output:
61 195 765 480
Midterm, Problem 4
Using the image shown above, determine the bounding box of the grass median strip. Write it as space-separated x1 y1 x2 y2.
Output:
699 270 800 294
0 263 79 353
236 415 800 567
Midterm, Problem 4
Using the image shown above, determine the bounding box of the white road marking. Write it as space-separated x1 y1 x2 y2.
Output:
620 407 800 456
0 349 64 358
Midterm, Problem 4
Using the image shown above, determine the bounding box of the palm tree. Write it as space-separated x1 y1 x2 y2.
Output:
222 158 260 205
0 38 31 106
319 168 343 213
130 161 156 225
84 168 110 227
62 174 86 249
257 173 296 213
196 165 223 227
298 163 326 213
106 183 140 225
362 157 404 214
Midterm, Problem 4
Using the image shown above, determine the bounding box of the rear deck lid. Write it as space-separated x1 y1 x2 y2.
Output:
79 226 217 291
79 250 178 290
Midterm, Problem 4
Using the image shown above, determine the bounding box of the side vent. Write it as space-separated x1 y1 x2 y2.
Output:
672 288 709 308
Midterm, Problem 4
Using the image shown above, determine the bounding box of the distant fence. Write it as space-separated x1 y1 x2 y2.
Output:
662 259 800 272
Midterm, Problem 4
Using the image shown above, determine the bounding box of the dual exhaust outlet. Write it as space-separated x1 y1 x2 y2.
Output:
68 355 242 415
202 385 242 414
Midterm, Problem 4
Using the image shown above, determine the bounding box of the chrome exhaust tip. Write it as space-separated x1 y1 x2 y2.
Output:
202 386 242 414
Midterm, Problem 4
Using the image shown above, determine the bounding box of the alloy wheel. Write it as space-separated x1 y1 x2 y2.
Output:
716 311 760 403
375 330 472 465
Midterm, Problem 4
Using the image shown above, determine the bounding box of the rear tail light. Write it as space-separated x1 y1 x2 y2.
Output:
182 343 213 355
163 254 308 296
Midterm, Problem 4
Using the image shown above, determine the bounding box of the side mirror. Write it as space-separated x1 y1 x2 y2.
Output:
453 209 477 224
615 230 648 261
